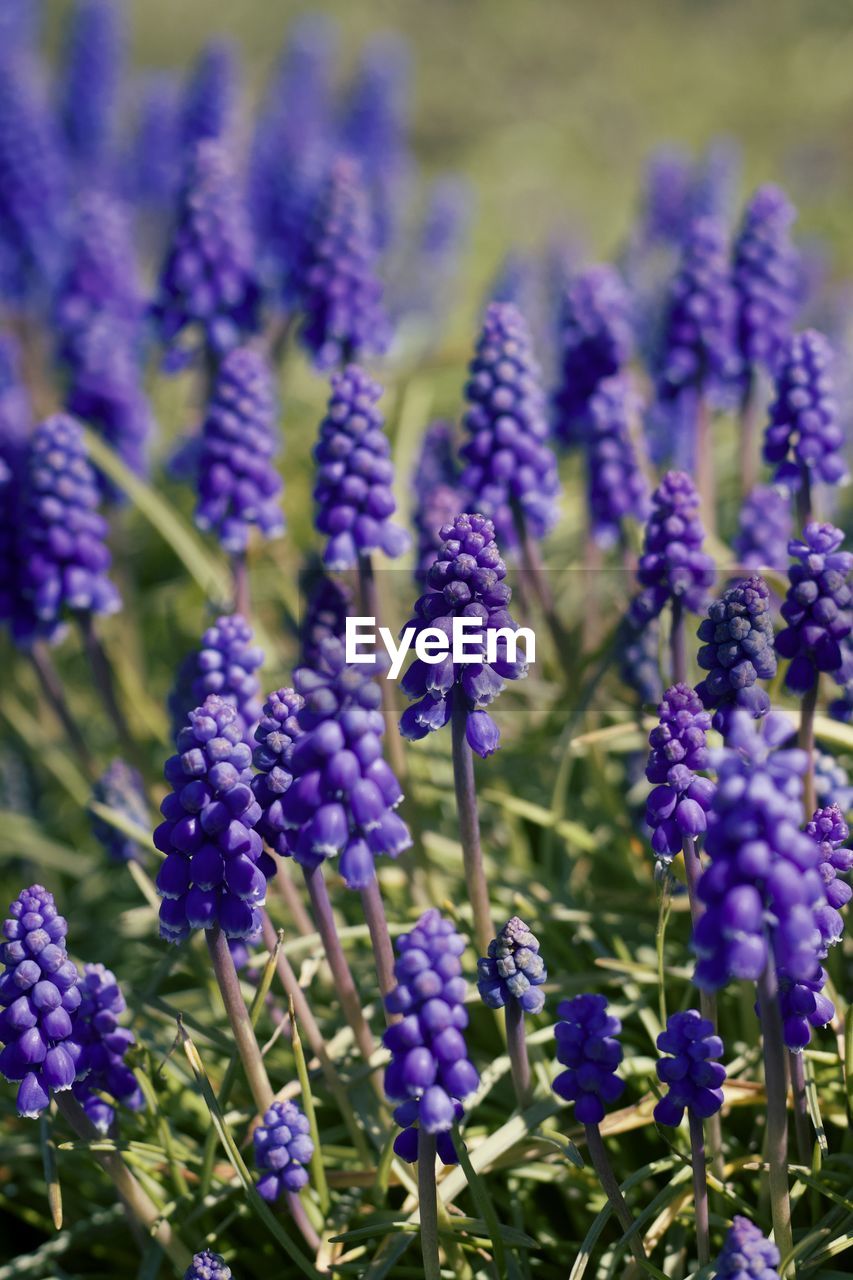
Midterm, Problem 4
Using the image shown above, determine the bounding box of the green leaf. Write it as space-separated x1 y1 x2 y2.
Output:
450 1124 507 1274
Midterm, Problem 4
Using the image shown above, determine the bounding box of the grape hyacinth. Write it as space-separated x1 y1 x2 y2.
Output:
250 688 304 858
128 73 181 212
733 184 800 376
713 1217 780 1280
253 1098 314 1200
617 614 664 706
399 513 528 758
184 1252 232 1280
0 885 82 1118
763 329 847 494
695 576 777 728
644 684 714 860
552 264 634 447
195 347 284 553
778 967 834 1051
155 696 272 944
733 484 792 571
653 1009 726 1126
401 176 472 327
552 993 624 1124
814 750 853 811
72 963 144 1133
59 0 124 178
412 420 460 584
312 365 409 570
169 614 264 744
477 916 546 1015
179 39 239 152
299 571 352 667
776 523 852 692
585 375 649 548
89 760 148 862
294 157 390 369
384 909 479 1165
806 803 852 945
153 140 261 366
0 336 34 642
630 470 715 625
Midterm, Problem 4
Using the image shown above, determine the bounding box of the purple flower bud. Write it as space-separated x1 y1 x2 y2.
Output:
126 73 181 211
644 684 714 860
584 375 649 549
553 265 634 447
776 523 852 692
696 576 777 731
763 331 846 492
59 0 125 180
631 470 715 624
412 421 461 584
179 39 239 153
184 1250 233 1280
170 615 265 746
477 916 546 1015
653 1009 726 1126
713 1216 780 1279
733 185 799 376
72 963 144 1133
89 760 148 863
552 993 624 1125
253 1098 313 1200
777 966 834 1051
733 485 792 572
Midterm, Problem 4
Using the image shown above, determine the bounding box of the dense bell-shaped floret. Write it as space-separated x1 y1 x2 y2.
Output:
695 576 777 729
732 184 800 376
384 909 479 1166
127 73 181 211
169 614 265 745
184 1251 233 1280
0 885 82 1118
653 1009 726 1126
712 1216 780 1280
552 993 624 1124
89 760 148 863
617 615 664 707
777 965 834 1051
776 523 852 692
299 571 352 667
59 0 125 178
71 963 144 1133
411 421 460 584
399 513 528 758
477 916 546 1015
585 375 649 548
250 688 304 858
763 330 846 492
179 39 239 152
806 804 852 944
733 485 792 571
253 1098 314 1200
644 684 715 860
630 470 715 624
552 265 634 447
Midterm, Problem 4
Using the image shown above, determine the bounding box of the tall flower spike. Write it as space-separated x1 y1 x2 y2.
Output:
644 684 714 860
0 885 82 1118
59 0 124 178
585 375 649 549
477 916 546 1015
251 688 304 858
19 414 121 631
763 330 847 492
299 570 352 667
89 760 148 863
72 963 144 1133
312 365 409 569
384 909 479 1166
552 265 634 447
128 73 181 212
179 39 239 152
617 614 664 706
184 1252 233 1280
253 1098 314 1200
653 1009 726 1126
695 576 777 729
806 804 852 946
552 993 624 1124
195 347 284 553
153 140 260 367
0 335 36 644
399 513 528 758
169 614 265 745
733 484 792 571
630 470 715 625
712 1217 780 1280
733 184 800 377
776 523 852 692
155 696 272 944
294 156 391 369
459 301 559 547
400 176 472 327
412 420 460 584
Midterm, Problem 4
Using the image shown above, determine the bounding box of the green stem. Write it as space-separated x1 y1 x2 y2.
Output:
688 1111 710 1267
505 999 532 1109
450 694 493 958
584 1123 647 1263
756 963 794 1270
788 1049 812 1166
359 874 398 1017
799 679 818 821
418 1129 441 1280
206 925 274 1114
670 597 686 685
28 643 97 780
301 864 376 1065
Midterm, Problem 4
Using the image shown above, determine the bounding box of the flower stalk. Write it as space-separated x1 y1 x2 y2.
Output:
450 693 493 958
756 962 795 1270
417 1129 441 1280
584 1123 647 1264
688 1111 711 1266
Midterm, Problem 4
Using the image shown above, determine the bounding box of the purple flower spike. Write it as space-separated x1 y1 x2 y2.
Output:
399 513 528 758
154 695 272 944
644 684 714 861
552 993 624 1125
312 365 409 570
253 1098 314 1200
153 140 260 367
384 909 478 1166
195 347 284 554
0 336 36 644
733 185 800 376
179 39 239 152
713 1216 780 1279
477 916 547 1015
696 576 777 730
294 156 390 370
631 470 716 625
734 485 792 572
653 1009 726 1126
251 688 304 858
72 963 144 1133
552 265 634 447
618 614 664 706
184 1251 232 1280
89 760 148 863
585 375 649 549
59 0 125 179
777 966 834 1051
763 330 847 492
806 804 852 944
299 571 352 667
128 74 181 212
412 421 460 585
169 614 265 746
776 523 852 692
0 885 82 1118
19 414 121 631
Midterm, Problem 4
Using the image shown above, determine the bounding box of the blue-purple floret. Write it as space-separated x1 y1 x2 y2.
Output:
72 962 143 1134
0 336 34 642
128 74 181 211
807 804 853 945
733 485 792 571
299 572 352 666
179 39 239 152
763 330 846 491
552 265 634 447
630 470 715 625
552 993 624 1125
776 523 852 692
169 613 264 747
644 684 715 860
294 156 390 369
585 375 649 548
477 916 546 1015
815 750 853 811
59 0 124 177
618 615 663 706
89 760 148 863
155 696 272 944
253 1098 313 1200
777 966 834 1052
184 1251 232 1280
384 909 479 1165
0 885 82 1118
714 1217 780 1279
195 346 284 553
733 184 799 376
399 513 528 759
312 364 409 570
412 420 460 584
696 576 777 729
459 302 559 546
251 688 304 858
653 1009 726 1126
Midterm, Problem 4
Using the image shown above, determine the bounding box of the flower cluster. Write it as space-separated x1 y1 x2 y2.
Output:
552 993 624 1124
618 615 663 706
59 0 124 178
763 330 847 492
630 470 715 624
399 513 528 758
776 523 852 692
195 346 284 554
0 885 81 1118
806 804 852 946
155 696 272 944
713 1217 780 1280
777 967 834 1051
384 909 478 1164
169 614 265 743
552 265 634 446
653 1009 726 1126
732 184 800 375
644 683 715 860
312 365 409 569
89 760 148 863
733 484 792 571
184 1251 233 1280
585 375 649 548
695 576 777 728
477 916 546 1015
72 963 143 1133
128 74 181 212
0 336 34 643
250 688 304 857
179 39 238 152
299 571 352 666
253 1098 314 1200
412 421 460 584
459 302 559 545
